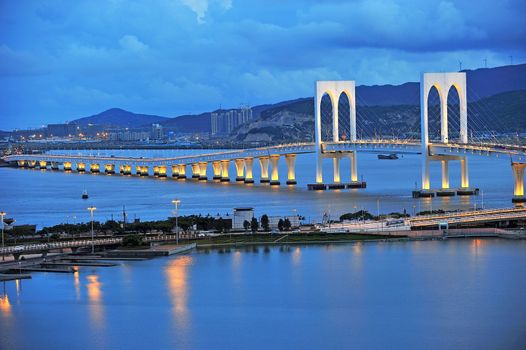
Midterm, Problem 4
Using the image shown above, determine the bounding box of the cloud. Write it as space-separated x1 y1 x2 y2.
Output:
0 0 525 129
119 35 148 52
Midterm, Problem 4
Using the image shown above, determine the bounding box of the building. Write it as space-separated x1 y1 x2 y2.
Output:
211 106 253 136
46 123 79 137
109 128 150 141
151 123 164 140
232 207 254 230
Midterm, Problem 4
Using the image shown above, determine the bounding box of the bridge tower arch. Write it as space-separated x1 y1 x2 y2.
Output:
314 81 356 183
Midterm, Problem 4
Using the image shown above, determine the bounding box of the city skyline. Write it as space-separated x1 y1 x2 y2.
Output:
1 0 525 130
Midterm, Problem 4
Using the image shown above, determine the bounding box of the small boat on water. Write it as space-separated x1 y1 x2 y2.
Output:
81 190 89 199
378 153 399 160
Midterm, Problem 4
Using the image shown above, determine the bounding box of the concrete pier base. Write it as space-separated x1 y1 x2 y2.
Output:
260 178 270 183
191 174 200 179
307 183 327 190
244 178 254 184
198 176 207 181
512 196 526 203
213 175 222 180
436 189 456 197
270 180 281 186
286 180 297 185
220 177 230 182
235 176 245 182
412 190 435 198
457 187 479 196
328 183 345 190
346 181 366 189
177 175 187 179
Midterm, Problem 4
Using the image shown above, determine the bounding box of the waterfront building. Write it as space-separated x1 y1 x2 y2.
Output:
211 106 253 136
232 207 254 230
46 123 79 137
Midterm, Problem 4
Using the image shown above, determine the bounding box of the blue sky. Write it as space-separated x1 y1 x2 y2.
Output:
1 0 525 130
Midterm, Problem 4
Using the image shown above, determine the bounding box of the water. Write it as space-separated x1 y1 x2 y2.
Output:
1 239 525 349
0 150 515 228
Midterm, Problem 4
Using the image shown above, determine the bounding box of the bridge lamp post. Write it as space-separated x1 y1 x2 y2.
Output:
0 211 5 261
87 206 96 254
172 199 181 245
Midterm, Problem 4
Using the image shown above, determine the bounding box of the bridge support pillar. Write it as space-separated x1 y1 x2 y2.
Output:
269 155 280 185
244 158 254 183
212 161 222 180
63 162 72 171
105 164 116 174
158 165 167 177
198 162 208 180
77 163 86 173
51 162 60 170
333 157 341 184
350 152 358 182
441 160 449 189
153 166 160 177
259 157 270 183
17 160 26 167
220 160 230 182
191 163 200 179
177 165 187 179
285 154 297 185
90 163 100 174
38 160 48 170
457 157 478 195
512 162 526 203
27 160 36 169
122 165 131 176
135 166 142 176
234 159 245 181
172 165 179 178
140 166 149 176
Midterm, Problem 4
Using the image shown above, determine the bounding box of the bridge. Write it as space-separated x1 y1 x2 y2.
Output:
4 72 526 201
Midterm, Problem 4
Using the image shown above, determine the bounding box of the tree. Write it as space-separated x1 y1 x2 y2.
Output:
250 217 259 233
122 234 143 247
278 219 284 232
261 214 270 232
243 220 251 231
283 218 291 231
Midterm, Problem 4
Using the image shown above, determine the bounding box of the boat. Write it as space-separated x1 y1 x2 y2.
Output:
378 153 399 160
81 190 89 199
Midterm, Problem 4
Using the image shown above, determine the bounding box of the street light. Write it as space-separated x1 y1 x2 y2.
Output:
0 211 5 261
172 199 181 245
87 206 96 254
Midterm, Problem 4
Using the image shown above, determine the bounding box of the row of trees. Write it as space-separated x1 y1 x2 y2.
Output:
242 215 292 233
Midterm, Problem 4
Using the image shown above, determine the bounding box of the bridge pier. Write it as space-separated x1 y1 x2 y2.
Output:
457 157 477 195
270 155 280 185
171 165 179 178
90 163 100 174
105 164 115 174
191 163 200 179
27 160 36 169
77 162 86 173
38 160 48 170
244 158 254 183
220 160 230 182
63 161 72 171
153 166 160 177
333 157 341 184
212 161 222 180
177 164 187 179
285 154 297 185
259 157 270 183
436 160 455 196
512 162 526 203
122 165 131 176
51 162 59 170
234 159 245 181
17 160 26 167
198 162 208 180
158 165 167 177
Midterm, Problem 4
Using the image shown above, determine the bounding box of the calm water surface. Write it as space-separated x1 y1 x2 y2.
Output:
0 150 516 228
1 239 525 349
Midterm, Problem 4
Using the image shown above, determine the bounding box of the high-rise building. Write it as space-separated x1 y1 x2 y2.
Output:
151 123 164 140
211 106 253 136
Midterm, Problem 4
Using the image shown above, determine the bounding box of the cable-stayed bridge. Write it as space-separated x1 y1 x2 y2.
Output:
4 71 526 202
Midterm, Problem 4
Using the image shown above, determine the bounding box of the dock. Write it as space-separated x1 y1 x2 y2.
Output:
105 243 196 258
0 273 32 281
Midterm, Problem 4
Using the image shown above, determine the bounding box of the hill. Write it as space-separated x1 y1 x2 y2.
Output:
73 108 169 128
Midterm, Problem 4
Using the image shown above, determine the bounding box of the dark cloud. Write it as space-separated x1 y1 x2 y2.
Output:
0 0 524 129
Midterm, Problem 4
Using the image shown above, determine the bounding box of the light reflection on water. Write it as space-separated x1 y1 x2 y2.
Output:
0 240 525 349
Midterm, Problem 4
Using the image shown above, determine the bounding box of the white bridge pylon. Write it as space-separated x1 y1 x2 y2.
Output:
419 72 470 192
314 80 357 184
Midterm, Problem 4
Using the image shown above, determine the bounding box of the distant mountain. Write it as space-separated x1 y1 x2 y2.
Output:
231 90 526 143
72 108 169 128
160 112 211 133
355 63 526 106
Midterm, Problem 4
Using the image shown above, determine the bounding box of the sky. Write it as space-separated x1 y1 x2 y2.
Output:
1 0 525 130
